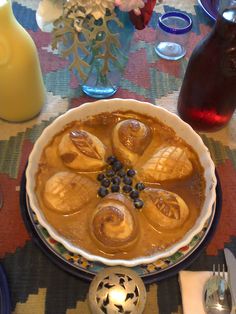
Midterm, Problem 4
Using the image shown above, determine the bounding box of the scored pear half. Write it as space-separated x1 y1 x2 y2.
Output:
58 130 106 171
43 171 98 214
139 145 193 182
142 187 189 230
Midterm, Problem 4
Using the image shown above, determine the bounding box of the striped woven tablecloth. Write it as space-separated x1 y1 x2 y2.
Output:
1 1 236 313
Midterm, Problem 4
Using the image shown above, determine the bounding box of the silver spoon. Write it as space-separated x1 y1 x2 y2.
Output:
203 264 232 314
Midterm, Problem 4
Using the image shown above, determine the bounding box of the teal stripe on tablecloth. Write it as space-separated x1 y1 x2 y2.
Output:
0 132 25 179
149 68 182 98
0 118 56 179
201 134 236 169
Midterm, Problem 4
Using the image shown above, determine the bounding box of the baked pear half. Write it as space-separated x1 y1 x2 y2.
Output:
142 187 189 231
89 193 140 253
139 145 193 182
112 119 152 166
43 171 98 214
58 130 106 171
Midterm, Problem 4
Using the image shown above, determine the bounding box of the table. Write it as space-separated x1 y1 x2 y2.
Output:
1 1 236 313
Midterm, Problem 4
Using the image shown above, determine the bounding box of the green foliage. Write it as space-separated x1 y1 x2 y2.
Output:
52 5 124 83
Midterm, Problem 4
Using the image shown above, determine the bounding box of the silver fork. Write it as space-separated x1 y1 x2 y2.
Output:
203 264 232 313
218 264 227 301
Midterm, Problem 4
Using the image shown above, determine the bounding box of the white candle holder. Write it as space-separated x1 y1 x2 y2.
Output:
88 267 147 314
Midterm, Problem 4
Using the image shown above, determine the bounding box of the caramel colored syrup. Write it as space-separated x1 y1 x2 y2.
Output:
35 111 205 260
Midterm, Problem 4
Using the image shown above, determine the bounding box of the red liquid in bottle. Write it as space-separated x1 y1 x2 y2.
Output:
177 8 236 132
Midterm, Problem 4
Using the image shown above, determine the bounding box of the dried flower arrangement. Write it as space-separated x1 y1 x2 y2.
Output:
37 0 161 93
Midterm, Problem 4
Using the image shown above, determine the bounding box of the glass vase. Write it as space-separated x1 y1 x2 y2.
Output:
37 4 135 99
79 10 135 98
53 8 134 99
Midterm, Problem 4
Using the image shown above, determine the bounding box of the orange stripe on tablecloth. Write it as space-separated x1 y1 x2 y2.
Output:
0 173 30 258
206 160 236 255
0 139 34 257
125 48 152 90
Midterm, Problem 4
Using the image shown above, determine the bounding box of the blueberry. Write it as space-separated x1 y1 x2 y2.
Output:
111 184 120 192
123 176 132 185
135 182 145 191
127 169 136 177
130 189 139 199
134 198 144 209
111 176 121 185
106 155 117 165
101 178 111 188
97 173 105 181
106 169 115 177
122 185 132 193
117 169 126 177
98 187 109 197
112 161 123 172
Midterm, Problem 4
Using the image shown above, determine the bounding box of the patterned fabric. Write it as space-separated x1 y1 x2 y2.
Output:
0 1 236 313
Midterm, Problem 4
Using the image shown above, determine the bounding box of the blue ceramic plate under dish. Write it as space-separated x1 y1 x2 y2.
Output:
198 0 219 20
20 168 222 284
0 264 11 314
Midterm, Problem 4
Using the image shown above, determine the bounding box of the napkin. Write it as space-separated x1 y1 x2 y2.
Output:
179 270 212 314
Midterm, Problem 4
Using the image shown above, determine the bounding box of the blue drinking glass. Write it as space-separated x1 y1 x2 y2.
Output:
155 11 192 60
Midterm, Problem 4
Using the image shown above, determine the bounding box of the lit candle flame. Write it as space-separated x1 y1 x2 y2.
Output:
109 287 126 304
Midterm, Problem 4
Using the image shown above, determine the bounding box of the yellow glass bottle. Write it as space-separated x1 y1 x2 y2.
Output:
0 0 45 122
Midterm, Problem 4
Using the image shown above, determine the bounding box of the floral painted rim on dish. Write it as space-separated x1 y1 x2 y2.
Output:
26 98 217 267
26 194 216 279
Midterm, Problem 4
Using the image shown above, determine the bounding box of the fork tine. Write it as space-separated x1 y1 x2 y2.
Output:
218 264 227 301
204 264 232 312
222 264 225 279
213 264 216 275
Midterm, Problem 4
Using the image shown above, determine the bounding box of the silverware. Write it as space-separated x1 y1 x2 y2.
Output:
203 264 232 314
224 248 236 314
